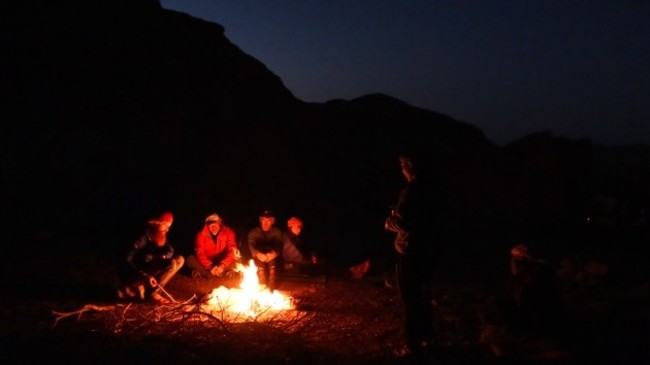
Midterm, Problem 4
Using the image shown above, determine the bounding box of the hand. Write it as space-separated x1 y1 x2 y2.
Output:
148 276 158 288
255 252 269 262
266 251 278 261
210 264 225 277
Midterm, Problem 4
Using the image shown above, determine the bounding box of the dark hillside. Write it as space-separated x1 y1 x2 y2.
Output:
3 0 648 281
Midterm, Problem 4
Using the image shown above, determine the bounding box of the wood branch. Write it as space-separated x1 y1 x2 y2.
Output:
51 304 118 328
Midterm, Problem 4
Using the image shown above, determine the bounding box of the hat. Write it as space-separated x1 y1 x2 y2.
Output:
205 213 221 225
510 244 530 259
148 211 174 227
159 212 174 223
259 210 275 218
287 217 303 228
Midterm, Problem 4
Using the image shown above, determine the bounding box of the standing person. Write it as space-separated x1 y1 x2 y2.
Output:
247 210 284 291
117 211 185 304
384 151 449 360
186 213 241 280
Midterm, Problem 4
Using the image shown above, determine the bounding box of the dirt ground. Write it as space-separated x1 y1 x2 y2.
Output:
0 246 648 365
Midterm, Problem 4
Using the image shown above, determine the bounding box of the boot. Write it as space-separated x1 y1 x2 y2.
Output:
268 266 278 292
257 267 267 286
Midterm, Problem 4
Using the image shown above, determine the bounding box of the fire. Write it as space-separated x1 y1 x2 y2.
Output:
204 260 294 319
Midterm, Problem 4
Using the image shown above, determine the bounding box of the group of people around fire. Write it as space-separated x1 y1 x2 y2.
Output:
116 209 319 304
113 148 611 364
115 149 452 363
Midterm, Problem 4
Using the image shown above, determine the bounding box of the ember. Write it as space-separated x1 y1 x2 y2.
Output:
203 260 294 320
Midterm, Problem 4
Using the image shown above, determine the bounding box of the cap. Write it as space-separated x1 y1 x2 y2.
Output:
287 217 303 228
205 213 221 225
259 210 275 218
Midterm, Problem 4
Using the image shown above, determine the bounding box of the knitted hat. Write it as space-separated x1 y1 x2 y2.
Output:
205 213 222 225
159 211 174 223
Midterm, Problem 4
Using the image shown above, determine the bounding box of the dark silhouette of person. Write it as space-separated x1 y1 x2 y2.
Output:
385 150 452 359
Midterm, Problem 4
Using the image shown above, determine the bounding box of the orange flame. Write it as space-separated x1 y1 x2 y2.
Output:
204 260 294 319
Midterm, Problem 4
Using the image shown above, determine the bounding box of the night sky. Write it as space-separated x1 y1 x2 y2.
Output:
159 0 649 146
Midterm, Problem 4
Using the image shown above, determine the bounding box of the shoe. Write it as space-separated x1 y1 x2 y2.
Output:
150 291 170 304
117 285 137 300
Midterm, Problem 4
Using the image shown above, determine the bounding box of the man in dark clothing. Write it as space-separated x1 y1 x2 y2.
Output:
117 211 185 304
247 210 284 291
385 152 450 360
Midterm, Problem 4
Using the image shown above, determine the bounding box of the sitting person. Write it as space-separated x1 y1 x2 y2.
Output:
247 210 284 291
186 213 240 279
281 216 320 273
117 211 185 304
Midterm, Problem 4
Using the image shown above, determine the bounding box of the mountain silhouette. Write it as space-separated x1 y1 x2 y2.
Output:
3 1 648 275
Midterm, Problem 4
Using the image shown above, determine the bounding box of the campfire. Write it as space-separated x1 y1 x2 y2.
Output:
201 260 295 322
52 260 304 330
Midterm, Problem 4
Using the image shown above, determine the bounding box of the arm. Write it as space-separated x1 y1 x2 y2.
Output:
125 235 151 280
217 227 237 268
195 231 213 269
282 232 308 263
248 228 262 258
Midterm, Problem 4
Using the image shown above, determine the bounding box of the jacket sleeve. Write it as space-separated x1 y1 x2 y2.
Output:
195 231 213 269
126 235 149 278
161 243 175 260
247 228 261 257
282 231 307 263
385 186 410 233
217 227 237 268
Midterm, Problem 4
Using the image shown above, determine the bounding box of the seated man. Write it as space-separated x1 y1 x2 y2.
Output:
247 210 284 291
281 216 320 274
186 213 240 280
117 211 185 304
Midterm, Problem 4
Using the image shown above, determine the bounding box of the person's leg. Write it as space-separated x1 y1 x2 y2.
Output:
116 266 146 300
396 254 433 356
254 258 268 286
186 255 211 278
268 259 278 291
156 256 185 288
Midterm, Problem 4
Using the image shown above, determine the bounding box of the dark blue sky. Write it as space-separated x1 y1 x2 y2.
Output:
160 0 649 146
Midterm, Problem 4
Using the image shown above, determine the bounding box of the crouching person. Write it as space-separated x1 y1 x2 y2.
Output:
186 213 241 280
117 211 184 304
248 210 283 291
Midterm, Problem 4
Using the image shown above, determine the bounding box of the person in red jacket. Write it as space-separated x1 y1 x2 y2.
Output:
186 213 240 279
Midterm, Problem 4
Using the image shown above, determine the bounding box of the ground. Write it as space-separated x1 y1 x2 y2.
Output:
0 245 648 365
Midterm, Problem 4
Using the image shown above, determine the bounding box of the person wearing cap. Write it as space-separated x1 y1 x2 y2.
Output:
281 216 319 271
117 211 185 304
247 210 284 291
186 213 240 280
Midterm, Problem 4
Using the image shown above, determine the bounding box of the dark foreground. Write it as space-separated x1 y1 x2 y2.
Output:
0 241 648 365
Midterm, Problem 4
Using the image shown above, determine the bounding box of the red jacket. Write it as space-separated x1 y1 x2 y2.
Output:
194 224 237 269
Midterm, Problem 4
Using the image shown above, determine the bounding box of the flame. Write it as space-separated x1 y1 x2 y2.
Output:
204 260 294 319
